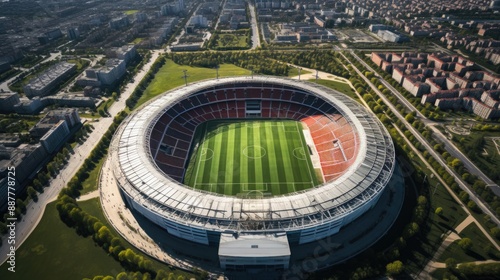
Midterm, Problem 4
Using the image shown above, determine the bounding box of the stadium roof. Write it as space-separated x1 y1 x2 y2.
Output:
111 76 395 232
219 233 290 258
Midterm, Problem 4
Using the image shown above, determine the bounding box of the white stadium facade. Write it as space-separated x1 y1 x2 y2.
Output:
109 76 401 272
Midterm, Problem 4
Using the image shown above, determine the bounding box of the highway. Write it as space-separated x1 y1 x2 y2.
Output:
340 52 500 227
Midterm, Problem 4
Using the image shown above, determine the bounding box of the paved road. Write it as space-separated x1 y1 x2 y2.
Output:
341 52 500 227
0 50 164 266
349 51 500 196
248 2 260 50
428 124 500 195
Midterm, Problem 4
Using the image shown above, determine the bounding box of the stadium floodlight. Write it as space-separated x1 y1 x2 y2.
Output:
298 68 302 80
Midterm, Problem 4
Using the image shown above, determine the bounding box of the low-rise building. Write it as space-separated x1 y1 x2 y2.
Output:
372 51 500 119
78 59 126 87
40 120 70 153
23 62 76 98
30 108 81 138
0 91 20 113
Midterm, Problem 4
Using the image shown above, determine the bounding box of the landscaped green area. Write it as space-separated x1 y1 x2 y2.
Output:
287 67 311 77
78 198 196 279
124 10 139 15
80 156 105 195
0 114 40 133
438 223 499 263
0 202 123 280
0 197 196 280
132 37 144 44
211 32 250 50
311 79 360 102
135 59 250 107
184 120 319 197
447 127 500 185
385 127 470 276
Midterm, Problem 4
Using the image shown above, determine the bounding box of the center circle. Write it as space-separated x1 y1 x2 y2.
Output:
242 145 266 159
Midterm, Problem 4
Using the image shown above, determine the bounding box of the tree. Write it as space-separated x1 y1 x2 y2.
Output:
417 196 427 206
467 200 479 212
16 199 26 214
490 227 500 239
27 186 38 201
155 270 169 280
47 162 56 176
459 191 469 203
450 158 463 169
0 221 7 234
116 272 129 280
62 147 70 158
386 260 403 275
445 258 457 270
433 143 443 152
405 113 415 123
458 237 473 251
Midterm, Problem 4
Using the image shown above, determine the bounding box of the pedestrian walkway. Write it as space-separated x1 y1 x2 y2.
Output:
77 190 100 201
419 231 460 279
418 214 499 279
455 216 474 234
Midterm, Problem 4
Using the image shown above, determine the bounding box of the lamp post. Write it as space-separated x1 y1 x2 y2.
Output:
182 70 188 86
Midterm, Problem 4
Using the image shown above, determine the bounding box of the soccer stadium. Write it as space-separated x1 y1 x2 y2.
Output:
110 76 400 271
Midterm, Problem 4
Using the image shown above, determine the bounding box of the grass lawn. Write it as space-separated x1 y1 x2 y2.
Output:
213 33 249 49
287 67 311 77
388 134 469 275
437 223 500 263
132 38 144 44
135 59 250 108
448 129 500 185
0 202 124 280
80 156 105 195
78 198 196 279
97 98 115 114
183 120 319 197
311 79 360 103
124 10 139 15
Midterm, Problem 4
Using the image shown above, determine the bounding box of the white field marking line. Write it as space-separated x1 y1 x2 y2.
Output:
292 147 307 160
296 122 315 187
199 148 214 161
242 183 269 192
242 145 267 159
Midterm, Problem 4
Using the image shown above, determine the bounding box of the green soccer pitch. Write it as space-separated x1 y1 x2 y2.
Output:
183 119 320 197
